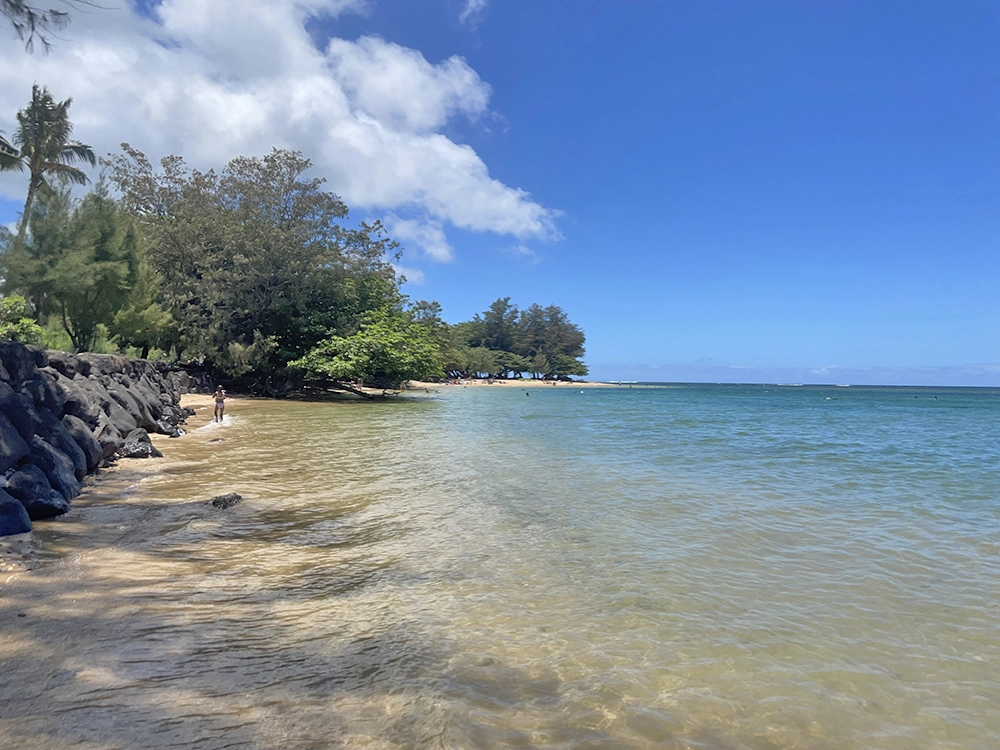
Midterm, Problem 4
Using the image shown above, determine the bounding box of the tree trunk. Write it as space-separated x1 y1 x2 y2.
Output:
17 176 41 240
331 381 374 400
32 291 45 324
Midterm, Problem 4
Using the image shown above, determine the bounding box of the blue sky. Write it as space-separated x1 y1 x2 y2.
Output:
1 1 997 384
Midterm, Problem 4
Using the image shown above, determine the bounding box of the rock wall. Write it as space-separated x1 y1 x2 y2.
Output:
0 341 204 537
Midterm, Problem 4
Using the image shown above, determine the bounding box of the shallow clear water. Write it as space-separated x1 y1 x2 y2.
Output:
2 384 999 749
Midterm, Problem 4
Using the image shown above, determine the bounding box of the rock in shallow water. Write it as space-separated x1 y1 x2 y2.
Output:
0 488 32 535
29 436 81 500
3 465 69 519
155 418 184 438
210 493 243 509
119 428 163 459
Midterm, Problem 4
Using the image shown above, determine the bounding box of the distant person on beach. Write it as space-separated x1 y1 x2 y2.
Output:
214 386 227 422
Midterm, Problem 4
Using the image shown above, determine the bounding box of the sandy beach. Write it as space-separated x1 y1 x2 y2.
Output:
407 378 620 389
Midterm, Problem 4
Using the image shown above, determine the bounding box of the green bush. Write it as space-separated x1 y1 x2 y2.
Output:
0 295 44 344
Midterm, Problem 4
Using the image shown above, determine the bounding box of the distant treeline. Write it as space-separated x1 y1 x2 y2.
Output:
434 298 587 380
0 85 586 390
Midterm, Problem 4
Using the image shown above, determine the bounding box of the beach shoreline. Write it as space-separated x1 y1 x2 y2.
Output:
406 378 619 389
1 392 235 576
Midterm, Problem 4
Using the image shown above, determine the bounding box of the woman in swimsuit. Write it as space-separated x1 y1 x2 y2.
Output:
214 386 227 422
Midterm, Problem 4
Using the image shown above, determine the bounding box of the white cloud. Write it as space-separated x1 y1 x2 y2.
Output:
459 0 489 29
327 35 490 131
502 243 541 263
386 216 453 262
0 0 558 253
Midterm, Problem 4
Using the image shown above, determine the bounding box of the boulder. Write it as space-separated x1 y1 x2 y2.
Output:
94 415 125 459
0 391 43 444
27 346 48 369
154 419 183 438
0 488 32 537
3 465 69 520
17 377 47 409
77 353 130 377
0 411 29 474
29 436 81 500
170 371 190 392
136 375 165 418
0 380 16 409
37 408 87 481
62 414 103 472
57 373 103 428
107 381 157 432
46 351 88 378
36 368 67 413
119 428 163 459
0 341 39 385
158 402 190 427
103 389 139 436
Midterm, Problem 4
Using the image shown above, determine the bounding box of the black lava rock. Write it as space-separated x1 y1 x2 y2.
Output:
210 493 243 509
4 465 69 520
0 488 32 536
119 428 163 459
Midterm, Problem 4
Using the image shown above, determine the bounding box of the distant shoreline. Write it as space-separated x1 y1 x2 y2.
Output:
406 379 619 389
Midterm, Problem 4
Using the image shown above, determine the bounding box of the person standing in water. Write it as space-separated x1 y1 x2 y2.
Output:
214 386 227 422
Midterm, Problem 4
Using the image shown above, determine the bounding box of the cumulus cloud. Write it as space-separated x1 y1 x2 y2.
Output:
386 216 453 262
0 0 557 257
327 35 490 132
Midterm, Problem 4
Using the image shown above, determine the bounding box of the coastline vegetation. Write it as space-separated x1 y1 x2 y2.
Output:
0 85 588 393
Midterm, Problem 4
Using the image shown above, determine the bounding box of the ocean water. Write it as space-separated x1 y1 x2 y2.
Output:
2 384 999 749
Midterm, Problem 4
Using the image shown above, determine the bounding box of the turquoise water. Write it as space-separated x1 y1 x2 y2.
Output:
3 384 999 749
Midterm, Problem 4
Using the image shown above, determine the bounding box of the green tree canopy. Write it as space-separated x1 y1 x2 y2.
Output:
454 298 587 378
110 256 174 359
475 296 519 352
1 183 142 352
104 145 401 374
0 294 43 344
290 308 443 389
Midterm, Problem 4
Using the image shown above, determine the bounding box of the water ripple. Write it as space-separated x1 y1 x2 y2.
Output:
1 385 998 748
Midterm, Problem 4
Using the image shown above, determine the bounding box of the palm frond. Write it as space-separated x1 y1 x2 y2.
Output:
59 140 96 167
43 161 90 186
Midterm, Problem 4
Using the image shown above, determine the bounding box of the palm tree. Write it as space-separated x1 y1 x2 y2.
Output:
2 84 95 238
